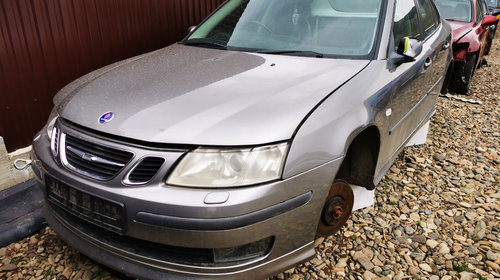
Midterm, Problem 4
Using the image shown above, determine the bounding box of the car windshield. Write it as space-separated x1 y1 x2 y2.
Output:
434 0 472 22
485 0 496 7
183 0 383 58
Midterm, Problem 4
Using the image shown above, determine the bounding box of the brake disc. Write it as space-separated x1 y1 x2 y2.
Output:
316 181 354 237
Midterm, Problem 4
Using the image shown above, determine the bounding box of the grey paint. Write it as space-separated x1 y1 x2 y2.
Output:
56 45 368 146
32 0 452 278
285 20 452 179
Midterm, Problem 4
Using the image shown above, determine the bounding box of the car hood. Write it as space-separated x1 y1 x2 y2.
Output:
56 44 369 146
449 21 473 43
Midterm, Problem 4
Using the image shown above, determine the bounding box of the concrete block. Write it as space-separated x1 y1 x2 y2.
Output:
0 136 33 191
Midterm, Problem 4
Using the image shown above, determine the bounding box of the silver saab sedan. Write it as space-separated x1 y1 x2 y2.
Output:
31 0 451 279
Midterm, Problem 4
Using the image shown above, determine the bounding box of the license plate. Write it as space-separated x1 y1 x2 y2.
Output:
46 176 126 234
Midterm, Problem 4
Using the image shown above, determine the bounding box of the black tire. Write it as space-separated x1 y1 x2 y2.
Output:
441 62 453 94
449 54 476 95
485 24 496 55
485 41 492 56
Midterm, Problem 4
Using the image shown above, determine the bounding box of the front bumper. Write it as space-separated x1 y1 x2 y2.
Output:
31 126 343 279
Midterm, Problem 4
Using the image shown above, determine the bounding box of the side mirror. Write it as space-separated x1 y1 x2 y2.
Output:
389 37 423 68
397 37 423 59
481 15 498 26
188 26 197 34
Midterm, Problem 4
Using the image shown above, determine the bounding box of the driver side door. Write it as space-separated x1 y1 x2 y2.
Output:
386 0 430 153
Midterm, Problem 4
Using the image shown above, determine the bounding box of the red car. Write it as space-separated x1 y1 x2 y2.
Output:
482 0 500 55
435 0 497 94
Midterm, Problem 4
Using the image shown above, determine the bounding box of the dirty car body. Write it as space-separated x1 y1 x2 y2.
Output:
31 0 451 279
435 0 497 94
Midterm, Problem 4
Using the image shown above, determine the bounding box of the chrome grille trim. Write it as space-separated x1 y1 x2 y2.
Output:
123 157 166 185
50 127 60 157
54 120 187 186
66 145 126 167
60 133 134 181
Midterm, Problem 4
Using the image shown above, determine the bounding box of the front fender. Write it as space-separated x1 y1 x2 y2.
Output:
283 61 390 179
283 102 370 179
458 29 481 53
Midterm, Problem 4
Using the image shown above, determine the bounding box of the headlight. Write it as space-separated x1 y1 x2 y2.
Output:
167 143 288 187
46 109 59 140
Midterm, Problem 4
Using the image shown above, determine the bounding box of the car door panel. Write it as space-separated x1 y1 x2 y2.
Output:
377 0 450 173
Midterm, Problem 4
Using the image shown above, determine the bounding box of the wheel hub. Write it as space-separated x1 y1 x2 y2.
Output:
322 196 346 225
316 181 354 237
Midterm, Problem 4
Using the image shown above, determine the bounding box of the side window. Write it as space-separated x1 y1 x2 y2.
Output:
417 0 438 38
393 0 420 50
430 1 441 26
476 1 484 23
481 1 489 14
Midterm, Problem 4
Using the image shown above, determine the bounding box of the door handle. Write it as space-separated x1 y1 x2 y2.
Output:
443 40 450 49
424 57 433 68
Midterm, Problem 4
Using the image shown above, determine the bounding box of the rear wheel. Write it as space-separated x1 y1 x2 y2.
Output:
316 181 354 237
449 54 476 95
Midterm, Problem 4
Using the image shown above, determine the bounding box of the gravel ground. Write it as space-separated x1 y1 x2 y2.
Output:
1 38 499 280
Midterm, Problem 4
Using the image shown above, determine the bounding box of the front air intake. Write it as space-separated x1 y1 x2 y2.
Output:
125 157 165 184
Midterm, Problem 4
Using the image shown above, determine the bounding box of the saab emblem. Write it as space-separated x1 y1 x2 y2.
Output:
99 112 115 124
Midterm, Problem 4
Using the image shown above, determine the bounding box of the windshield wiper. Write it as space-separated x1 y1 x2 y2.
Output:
182 40 227 50
255 50 324 58
445 18 456 21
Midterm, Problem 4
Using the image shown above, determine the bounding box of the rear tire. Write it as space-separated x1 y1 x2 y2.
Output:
449 54 476 95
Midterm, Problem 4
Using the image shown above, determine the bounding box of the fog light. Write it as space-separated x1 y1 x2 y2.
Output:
213 236 274 263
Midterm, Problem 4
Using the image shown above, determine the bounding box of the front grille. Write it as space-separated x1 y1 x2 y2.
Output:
126 157 165 184
46 176 126 233
50 127 60 156
62 133 133 181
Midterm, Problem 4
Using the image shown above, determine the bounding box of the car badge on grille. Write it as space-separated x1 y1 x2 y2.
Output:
66 146 125 167
99 112 115 124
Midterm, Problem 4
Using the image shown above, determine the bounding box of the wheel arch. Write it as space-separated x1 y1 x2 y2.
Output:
335 125 381 190
459 31 481 53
